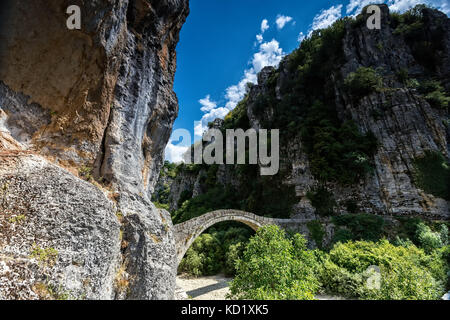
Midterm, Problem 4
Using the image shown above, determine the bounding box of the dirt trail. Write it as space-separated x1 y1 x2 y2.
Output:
176 274 232 300
175 274 346 300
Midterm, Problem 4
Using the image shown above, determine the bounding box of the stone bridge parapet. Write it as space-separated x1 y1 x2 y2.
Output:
173 210 311 265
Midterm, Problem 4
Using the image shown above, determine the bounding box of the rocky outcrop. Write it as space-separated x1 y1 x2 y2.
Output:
0 154 120 300
332 6 449 218
0 0 189 300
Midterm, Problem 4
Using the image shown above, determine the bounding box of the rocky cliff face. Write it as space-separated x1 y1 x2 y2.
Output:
155 5 449 223
0 0 189 299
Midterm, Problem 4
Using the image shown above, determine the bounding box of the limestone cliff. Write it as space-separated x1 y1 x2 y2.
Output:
0 0 189 299
155 5 449 223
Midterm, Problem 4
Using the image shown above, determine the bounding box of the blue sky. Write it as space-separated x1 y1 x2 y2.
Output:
165 0 450 162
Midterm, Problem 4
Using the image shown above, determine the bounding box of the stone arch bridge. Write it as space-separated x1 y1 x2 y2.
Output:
173 209 311 265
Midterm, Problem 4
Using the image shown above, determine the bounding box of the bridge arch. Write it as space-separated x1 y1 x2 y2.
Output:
173 210 276 266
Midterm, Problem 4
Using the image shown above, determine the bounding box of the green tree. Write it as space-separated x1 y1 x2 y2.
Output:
228 225 319 300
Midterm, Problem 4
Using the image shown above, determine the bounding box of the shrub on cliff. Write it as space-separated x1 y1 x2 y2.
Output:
332 214 385 243
344 67 382 99
417 80 450 110
228 225 320 300
392 5 445 71
413 151 450 200
306 186 336 217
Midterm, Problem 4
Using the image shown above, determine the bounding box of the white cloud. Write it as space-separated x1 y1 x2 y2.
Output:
224 69 257 111
276 15 294 29
346 0 379 14
388 0 423 12
298 32 306 43
256 19 270 44
346 0 450 15
194 40 284 138
199 95 217 112
195 107 230 137
310 5 343 34
165 140 189 163
261 19 270 33
252 39 284 73
256 34 264 43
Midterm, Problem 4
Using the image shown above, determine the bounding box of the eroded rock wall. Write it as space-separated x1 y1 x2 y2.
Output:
157 5 449 221
0 0 189 300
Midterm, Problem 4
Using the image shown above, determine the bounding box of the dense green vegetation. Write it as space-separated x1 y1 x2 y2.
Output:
344 67 383 100
417 80 450 110
253 18 379 185
320 240 448 299
222 97 251 131
170 162 297 225
228 226 320 300
179 224 254 276
229 224 449 300
392 5 446 71
306 186 336 217
332 214 385 243
307 220 326 249
413 151 450 200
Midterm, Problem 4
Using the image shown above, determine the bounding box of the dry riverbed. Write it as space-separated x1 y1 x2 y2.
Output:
175 274 346 300
176 274 232 300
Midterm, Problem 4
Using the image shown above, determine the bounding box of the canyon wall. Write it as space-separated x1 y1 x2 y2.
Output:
155 5 449 224
0 0 189 299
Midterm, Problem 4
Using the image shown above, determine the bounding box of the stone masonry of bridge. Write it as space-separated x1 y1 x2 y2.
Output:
173 210 312 266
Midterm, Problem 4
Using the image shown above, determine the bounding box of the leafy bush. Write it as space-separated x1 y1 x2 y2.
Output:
172 186 241 224
154 202 169 210
413 151 450 200
306 186 336 217
418 80 450 110
179 248 203 277
418 80 443 94
223 96 250 130
224 242 244 276
396 68 409 84
332 214 385 242
425 90 450 110
301 102 378 184
396 217 423 243
179 234 223 276
320 240 447 300
344 67 382 99
177 189 193 208
307 220 326 248
160 161 178 178
178 225 254 277
229 225 320 300
332 229 354 245
416 223 448 253
392 5 445 70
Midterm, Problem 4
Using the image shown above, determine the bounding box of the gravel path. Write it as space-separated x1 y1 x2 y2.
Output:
176 274 232 300
175 274 346 300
